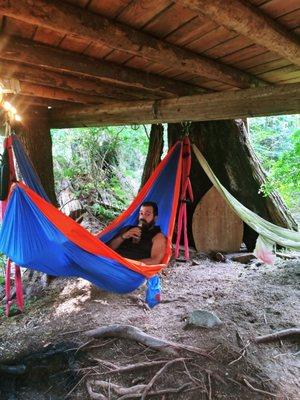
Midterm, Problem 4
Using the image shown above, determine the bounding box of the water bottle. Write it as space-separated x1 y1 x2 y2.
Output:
145 275 161 308
132 220 144 244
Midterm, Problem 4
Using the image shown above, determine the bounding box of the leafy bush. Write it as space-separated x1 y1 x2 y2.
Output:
249 116 300 211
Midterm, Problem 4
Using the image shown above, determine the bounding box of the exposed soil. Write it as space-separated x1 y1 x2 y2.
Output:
0 253 299 400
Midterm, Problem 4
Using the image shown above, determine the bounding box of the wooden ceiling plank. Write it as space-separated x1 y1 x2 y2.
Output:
82 41 112 59
0 34 203 97
0 59 161 100
221 46 273 67
257 65 300 81
50 83 300 128
116 0 173 30
59 34 91 53
203 35 254 59
165 17 217 47
88 0 131 19
185 26 237 54
232 51 281 70
276 9 300 30
259 0 300 19
178 0 300 66
104 49 133 64
0 0 265 88
142 3 196 38
246 59 292 74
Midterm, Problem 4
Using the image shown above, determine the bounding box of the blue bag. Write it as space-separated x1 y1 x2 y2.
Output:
145 275 161 308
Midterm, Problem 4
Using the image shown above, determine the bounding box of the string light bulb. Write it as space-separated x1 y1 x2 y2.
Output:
15 114 22 122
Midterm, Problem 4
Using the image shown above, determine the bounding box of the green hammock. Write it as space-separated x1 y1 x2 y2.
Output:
192 145 300 264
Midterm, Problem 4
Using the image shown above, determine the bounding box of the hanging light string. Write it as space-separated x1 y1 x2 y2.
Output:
0 81 22 133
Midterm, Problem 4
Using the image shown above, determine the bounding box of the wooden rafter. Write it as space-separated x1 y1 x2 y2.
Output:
178 0 300 66
0 34 204 98
19 82 116 104
0 0 265 88
0 60 163 101
50 83 300 128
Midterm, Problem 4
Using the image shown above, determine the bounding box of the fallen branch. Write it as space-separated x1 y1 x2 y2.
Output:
254 328 300 344
86 325 210 357
141 358 185 400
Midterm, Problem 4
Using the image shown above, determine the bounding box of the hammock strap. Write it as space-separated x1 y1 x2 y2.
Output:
175 137 194 259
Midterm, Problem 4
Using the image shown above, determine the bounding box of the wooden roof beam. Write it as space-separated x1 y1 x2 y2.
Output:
0 60 161 101
0 0 265 88
0 34 204 98
19 82 116 104
178 0 300 66
50 83 300 128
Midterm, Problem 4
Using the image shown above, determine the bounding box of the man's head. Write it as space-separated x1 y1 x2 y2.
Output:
138 201 158 229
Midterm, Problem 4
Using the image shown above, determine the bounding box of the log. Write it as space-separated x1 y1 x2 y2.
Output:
179 0 300 66
168 120 297 250
0 34 203 98
49 83 300 128
0 0 265 88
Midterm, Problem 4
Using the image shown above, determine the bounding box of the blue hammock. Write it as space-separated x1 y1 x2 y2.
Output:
0 136 183 294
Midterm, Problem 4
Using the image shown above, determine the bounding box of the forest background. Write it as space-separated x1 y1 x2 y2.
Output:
52 115 300 226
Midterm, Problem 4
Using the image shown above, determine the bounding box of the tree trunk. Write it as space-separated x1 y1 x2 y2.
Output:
139 124 164 189
168 120 297 250
14 108 57 205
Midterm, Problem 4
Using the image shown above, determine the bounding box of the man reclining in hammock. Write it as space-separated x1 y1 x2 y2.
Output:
108 202 166 265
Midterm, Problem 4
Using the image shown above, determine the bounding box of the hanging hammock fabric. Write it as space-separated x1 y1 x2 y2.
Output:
192 145 300 263
0 140 183 294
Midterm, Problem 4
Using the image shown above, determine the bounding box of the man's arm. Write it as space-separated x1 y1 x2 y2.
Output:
108 227 142 250
141 233 167 265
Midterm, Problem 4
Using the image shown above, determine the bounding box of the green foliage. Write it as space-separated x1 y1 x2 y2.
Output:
249 116 300 210
51 125 150 220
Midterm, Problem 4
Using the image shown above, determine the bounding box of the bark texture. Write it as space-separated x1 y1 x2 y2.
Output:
140 124 164 189
14 108 57 205
168 120 297 250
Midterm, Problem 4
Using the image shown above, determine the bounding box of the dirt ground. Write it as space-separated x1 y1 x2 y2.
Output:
0 252 299 400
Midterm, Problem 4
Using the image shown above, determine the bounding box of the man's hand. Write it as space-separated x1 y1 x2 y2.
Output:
122 227 141 240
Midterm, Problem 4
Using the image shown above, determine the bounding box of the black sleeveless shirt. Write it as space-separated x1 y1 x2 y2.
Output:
116 225 162 260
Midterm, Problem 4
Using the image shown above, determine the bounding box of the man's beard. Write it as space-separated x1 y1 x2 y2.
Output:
138 218 155 231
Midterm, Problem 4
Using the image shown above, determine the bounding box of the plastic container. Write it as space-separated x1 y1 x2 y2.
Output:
145 275 161 308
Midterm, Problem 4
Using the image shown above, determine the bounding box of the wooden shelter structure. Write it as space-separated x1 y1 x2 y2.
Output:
0 0 298 125
0 0 299 234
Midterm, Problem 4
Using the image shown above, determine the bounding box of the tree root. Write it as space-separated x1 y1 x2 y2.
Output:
86 324 210 358
92 357 172 373
254 328 300 344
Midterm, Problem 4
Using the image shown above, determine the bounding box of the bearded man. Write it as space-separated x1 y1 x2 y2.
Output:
108 202 166 265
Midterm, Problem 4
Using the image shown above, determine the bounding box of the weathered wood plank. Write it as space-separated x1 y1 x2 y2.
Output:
0 34 202 97
0 0 265 88
50 83 300 127
178 0 300 66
